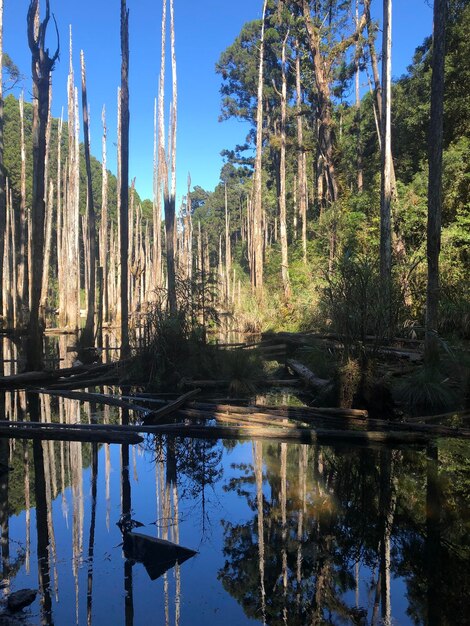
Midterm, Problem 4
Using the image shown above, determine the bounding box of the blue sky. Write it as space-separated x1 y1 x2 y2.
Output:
4 1 433 205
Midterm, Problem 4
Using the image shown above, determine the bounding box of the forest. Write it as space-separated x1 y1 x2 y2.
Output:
0 1 468 625
0 0 467 416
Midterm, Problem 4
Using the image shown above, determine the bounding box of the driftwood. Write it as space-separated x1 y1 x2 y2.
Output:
143 389 201 424
286 359 330 389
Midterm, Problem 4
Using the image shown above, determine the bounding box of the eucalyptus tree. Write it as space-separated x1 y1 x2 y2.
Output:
293 0 365 206
26 0 59 370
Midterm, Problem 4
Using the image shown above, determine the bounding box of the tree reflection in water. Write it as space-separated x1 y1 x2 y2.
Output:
218 442 470 626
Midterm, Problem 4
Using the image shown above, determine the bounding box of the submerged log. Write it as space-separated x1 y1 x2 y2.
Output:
123 532 196 580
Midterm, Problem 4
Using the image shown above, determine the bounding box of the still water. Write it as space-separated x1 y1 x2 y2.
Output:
0 392 468 625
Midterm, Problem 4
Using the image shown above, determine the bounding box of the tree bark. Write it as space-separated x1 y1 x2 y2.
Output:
26 0 59 370
17 93 29 326
120 0 130 358
100 105 109 324
425 0 447 364
380 0 393 312
81 49 97 348
295 40 307 264
252 0 268 298
0 0 5 324
279 32 290 298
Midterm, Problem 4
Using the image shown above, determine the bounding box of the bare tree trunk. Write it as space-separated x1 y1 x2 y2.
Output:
153 98 162 292
100 105 109 324
40 181 54 318
0 0 5 324
163 0 178 315
278 32 290 298
251 0 268 298
380 0 393 311
425 0 447 364
355 0 363 193
224 183 231 304
295 40 307 264
26 0 59 370
62 27 80 331
17 93 29 326
120 0 130 358
81 51 97 347
364 0 396 190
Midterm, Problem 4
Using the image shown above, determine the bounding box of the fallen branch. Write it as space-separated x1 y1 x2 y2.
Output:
143 389 201 424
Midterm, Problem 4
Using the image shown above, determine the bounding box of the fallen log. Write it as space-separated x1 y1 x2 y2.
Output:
0 418 435 445
0 423 142 444
184 379 301 388
0 360 122 389
45 374 120 390
32 389 151 414
179 408 300 429
404 410 470 423
187 401 368 419
139 422 431 445
179 406 470 439
286 359 330 389
143 389 201 424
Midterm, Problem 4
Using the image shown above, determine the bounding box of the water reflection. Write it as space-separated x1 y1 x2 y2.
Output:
0 383 467 624
219 441 470 626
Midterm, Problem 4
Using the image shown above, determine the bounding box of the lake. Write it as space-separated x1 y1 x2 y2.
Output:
0 392 469 625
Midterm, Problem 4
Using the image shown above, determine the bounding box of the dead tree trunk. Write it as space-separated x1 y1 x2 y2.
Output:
295 39 307 264
80 50 97 347
251 0 268 298
153 98 162 292
18 93 29 326
0 0 5 324
278 32 290 298
224 183 231 304
380 0 393 310
425 0 447 364
27 0 59 370
100 105 109 325
355 0 363 192
120 0 130 358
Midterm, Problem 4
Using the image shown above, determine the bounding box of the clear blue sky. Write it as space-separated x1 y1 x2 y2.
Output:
4 1 433 206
